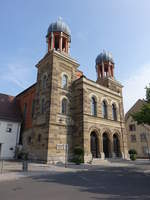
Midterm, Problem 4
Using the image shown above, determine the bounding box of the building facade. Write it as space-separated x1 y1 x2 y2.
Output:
14 18 128 163
0 94 21 159
125 99 150 158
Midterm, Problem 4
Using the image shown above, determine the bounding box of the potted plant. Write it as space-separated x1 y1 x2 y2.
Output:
73 147 84 165
128 149 137 161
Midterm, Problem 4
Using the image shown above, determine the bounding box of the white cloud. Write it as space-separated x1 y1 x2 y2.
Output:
76 31 88 42
123 63 150 113
1 64 34 89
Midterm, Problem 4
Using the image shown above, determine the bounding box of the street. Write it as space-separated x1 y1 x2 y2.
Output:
1 163 150 200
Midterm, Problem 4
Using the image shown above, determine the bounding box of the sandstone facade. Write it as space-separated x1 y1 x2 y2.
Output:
17 18 128 163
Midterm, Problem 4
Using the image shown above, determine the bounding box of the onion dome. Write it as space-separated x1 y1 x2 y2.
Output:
96 50 114 65
46 17 71 37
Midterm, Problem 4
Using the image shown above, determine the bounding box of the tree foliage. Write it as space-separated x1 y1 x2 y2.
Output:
145 84 150 103
131 84 150 125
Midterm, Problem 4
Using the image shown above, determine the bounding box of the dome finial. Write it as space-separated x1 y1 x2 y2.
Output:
58 16 63 21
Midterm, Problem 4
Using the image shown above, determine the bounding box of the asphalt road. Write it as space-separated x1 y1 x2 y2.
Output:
1 165 150 200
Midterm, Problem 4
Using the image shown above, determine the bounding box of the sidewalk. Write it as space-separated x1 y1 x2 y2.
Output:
0 159 150 182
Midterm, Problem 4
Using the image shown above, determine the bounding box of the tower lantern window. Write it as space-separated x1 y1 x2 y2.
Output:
54 35 59 50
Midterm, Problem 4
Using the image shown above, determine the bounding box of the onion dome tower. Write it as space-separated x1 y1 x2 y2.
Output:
95 50 114 79
46 17 71 54
95 50 122 93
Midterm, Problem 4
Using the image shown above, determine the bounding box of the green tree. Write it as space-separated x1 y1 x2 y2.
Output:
132 84 150 125
145 84 150 103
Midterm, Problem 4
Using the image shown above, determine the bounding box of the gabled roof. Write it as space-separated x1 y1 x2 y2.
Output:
0 93 22 122
125 99 145 121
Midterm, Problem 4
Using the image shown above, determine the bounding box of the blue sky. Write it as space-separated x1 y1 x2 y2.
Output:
0 0 150 112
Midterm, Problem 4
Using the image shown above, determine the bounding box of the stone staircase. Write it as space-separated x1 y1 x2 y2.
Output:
92 158 109 165
92 158 128 165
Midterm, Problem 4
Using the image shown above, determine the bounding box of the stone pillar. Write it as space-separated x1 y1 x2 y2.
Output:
99 134 105 159
109 135 114 158
59 32 63 51
102 62 104 77
112 65 114 77
51 32 54 50
68 42 70 54
108 64 111 77
66 39 68 53
97 65 100 78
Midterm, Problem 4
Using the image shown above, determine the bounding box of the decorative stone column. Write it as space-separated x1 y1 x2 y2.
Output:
59 32 63 51
108 63 111 77
99 134 105 159
102 62 104 78
109 135 114 158
50 32 54 50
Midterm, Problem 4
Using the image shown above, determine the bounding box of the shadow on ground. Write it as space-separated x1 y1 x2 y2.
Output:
30 166 150 199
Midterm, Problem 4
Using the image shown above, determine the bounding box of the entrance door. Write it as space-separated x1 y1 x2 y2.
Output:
103 133 109 158
113 134 120 157
90 132 98 158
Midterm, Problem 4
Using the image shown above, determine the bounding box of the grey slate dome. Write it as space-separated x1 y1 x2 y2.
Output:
96 50 114 65
46 17 71 37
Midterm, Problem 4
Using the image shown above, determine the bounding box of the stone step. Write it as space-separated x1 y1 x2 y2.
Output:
92 158 109 165
91 158 127 165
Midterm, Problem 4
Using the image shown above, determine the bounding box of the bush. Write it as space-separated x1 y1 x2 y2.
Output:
128 149 137 155
72 147 84 165
130 154 137 161
128 149 137 161
74 147 84 156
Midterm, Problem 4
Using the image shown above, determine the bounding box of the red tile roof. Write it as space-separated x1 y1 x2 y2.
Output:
0 93 22 122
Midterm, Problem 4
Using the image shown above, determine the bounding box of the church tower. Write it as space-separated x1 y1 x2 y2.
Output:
46 17 71 54
30 18 79 163
95 50 122 95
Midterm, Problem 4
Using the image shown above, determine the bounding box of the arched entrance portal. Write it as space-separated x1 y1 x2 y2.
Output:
103 133 110 158
90 132 99 158
113 134 120 157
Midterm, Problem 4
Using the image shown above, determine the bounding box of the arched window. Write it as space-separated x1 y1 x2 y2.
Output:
42 75 47 89
91 97 97 116
41 98 45 114
112 104 117 121
62 74 68 89
61 98 67 115
27 136 32 145
102 100 107 119
38 134 42 142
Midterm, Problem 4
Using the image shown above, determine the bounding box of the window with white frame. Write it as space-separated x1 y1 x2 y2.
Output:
130 135 136 142
140 133 146 142
6 123 13 133
142 146 149 155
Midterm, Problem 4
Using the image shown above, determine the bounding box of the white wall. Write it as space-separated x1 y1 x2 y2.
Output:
0 120 21 159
